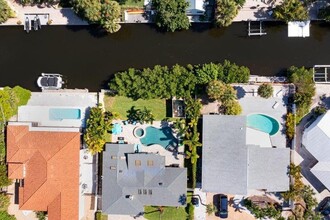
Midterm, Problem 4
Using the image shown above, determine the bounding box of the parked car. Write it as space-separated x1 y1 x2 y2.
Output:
191 197 199 207
319 197 330 216
219 194 228 218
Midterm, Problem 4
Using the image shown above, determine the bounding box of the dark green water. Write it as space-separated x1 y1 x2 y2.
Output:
1 22 330 91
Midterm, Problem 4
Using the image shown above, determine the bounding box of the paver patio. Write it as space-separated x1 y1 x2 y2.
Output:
110 120 185 167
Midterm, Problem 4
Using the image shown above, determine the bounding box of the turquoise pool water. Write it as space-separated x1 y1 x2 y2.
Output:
140 126 177 149
246 114 279 136
49 108 81 120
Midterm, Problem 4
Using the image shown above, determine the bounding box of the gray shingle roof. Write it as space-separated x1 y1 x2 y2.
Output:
248 146 290 192
202 115 290 195
102 144 187 216
202 115 248 195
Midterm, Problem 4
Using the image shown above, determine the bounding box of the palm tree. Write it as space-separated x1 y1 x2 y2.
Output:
215 0 238 27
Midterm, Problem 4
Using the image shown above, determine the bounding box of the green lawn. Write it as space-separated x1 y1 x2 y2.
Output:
117 0 144 9
104 95 166 120
144 206 187 220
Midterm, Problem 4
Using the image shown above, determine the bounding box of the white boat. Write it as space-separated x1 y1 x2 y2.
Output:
37 73 63 90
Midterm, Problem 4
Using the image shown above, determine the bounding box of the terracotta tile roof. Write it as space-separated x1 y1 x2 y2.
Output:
7 125 80 220
8 163 24 179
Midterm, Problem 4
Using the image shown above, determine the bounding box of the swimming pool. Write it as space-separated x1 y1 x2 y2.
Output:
140 126 177 149
246 114 279 136
49 108 81 120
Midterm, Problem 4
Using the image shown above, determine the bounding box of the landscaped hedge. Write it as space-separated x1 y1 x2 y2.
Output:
109 60 250 100
287 66 315 123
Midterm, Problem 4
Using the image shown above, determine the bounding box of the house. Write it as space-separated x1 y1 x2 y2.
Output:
302 111 330 190
6 122 80 220
202 115 290 195
101 144 187 216
186 0 205 15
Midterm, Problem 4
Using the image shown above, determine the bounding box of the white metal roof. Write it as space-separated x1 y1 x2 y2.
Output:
302 111 330 190
288 21 310 38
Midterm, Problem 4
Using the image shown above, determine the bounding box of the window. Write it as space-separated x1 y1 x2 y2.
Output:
135 160 141 166
138 189 142 195
143 189 147 195
148 189 152 195
147 160 154 166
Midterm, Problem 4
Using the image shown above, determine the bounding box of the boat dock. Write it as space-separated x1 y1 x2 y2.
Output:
248 20 267 37
24 13 49 33
313 65 330 83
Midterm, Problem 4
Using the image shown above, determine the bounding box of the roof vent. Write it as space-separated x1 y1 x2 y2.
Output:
125 195 134 200
159 182 163 186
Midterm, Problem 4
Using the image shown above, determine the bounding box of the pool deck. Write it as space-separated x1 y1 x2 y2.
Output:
111 120 185 167
15 90 98 128
234 84 289 148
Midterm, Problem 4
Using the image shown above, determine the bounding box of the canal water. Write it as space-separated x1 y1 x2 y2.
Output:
1 22 330 91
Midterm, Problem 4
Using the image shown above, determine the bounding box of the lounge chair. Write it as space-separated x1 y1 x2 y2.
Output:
272 101 279 109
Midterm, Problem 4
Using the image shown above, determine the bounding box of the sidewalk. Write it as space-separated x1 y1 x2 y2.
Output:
2 0 88 25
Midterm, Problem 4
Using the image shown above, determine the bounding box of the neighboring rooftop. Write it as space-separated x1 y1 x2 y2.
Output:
6 123 80 220
202 115 290 195
102 144 187 216
16 91 97 128
302 111 330 190
186 0 205 15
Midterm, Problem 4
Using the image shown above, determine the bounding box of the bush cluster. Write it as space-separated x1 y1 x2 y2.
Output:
287 66 315 123
110 61 250 100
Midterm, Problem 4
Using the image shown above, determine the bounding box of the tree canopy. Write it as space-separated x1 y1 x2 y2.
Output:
287 66 315 123
152 0 190 32
257 83 273 99
73 0 121 33
215 0 238 27
109 61 250 100
110 64 197 100
0 0 12 24
273 0 309 23
207 80 226 101
84 106 114 155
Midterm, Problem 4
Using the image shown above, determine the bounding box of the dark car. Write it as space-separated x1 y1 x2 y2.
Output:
319 197 330 216
219 194 228 218
191 197 199 207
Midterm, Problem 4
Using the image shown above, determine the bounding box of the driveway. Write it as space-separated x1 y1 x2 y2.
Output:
205 193 255 220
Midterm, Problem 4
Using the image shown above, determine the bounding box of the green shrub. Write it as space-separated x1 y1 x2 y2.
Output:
258 83 273 99
0 0 12 24
287 66 315 123
187 203 194 220
273 0 309 23
223 100 242 115
84 107 114 155
286 113 295 140
318 6 330 21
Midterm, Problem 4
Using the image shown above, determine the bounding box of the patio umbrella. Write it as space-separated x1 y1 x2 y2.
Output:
112 123 122 135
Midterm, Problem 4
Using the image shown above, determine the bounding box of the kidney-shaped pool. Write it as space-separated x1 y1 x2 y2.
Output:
246 114 280 136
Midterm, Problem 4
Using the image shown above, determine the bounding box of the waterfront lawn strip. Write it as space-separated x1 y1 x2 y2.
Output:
104 95 166 120
144 206 187 220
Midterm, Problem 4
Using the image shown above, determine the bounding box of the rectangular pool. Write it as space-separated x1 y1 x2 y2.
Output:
49 108 81 120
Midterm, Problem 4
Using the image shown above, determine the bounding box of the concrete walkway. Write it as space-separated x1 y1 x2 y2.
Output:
2 0 88 25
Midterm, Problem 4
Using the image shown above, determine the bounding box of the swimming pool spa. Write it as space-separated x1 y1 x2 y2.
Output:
140 126 177 149
246 114 279 136
49 108 81 120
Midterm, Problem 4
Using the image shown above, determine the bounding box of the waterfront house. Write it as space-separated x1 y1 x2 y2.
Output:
101 143 187 216
186 0 205 15
6 123 80 220
302 111 330 190
202 115 290 195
